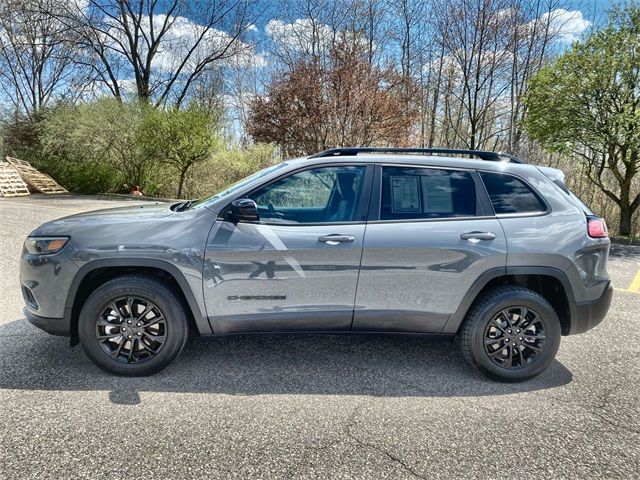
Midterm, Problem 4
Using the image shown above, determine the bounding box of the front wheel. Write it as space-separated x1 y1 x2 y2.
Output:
459 286 561 382
78 275 189 376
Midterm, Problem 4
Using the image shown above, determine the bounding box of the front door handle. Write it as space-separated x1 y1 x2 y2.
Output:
460 231 496 241
318 234 356 245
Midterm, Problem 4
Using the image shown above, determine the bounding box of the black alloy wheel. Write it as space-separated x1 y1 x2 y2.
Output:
96 296 167 364
459 286 561 382
483 306 546 369
78 275 188 376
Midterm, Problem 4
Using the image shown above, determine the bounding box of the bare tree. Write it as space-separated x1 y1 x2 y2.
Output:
505 0 569 154
0 0 80 118
52 0 258 107
265 0 351 71
433 0 516 150
248 41 416 156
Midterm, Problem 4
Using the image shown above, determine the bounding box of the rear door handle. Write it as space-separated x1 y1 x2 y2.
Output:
460 231 496 241
318 234 356 245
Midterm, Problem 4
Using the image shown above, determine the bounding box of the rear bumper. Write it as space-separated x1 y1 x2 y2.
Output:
570 282 613 335
24 307 70 336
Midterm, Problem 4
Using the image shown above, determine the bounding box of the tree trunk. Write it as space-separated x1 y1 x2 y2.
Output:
176 167 189 199
619 203 633 236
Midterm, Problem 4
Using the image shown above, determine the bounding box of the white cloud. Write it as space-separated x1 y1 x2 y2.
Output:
265 18 334 53
541 9 590 43
264 18 375 57
99 13 263 75
116 78 138 96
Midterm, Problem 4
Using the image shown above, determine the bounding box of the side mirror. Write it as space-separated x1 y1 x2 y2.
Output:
229 198 259 222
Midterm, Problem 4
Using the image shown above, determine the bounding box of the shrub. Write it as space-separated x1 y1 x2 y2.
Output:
140 104 219 198
183 143 279 199
39 99 158 193
2 98 280 199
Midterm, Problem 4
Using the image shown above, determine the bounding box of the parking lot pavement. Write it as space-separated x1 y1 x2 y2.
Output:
0 195 638 479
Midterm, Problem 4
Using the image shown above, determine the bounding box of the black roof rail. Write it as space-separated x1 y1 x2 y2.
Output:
308 147 525 163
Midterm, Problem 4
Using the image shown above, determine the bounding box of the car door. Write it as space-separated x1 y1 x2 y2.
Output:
352 164 507 333
204 164 373 334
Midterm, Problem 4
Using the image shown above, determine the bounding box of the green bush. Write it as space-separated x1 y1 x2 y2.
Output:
140 104 218 198
184 143 279 199
39 99 156 193
37 155 122 193
2 98 279 198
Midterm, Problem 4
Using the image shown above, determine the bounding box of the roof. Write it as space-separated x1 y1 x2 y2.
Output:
290 152 536 174
309 147 524 163
290 147 538 172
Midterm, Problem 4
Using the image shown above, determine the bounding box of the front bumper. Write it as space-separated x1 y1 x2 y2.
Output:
24 307 70 336
571 282 613 335
20 248 77 320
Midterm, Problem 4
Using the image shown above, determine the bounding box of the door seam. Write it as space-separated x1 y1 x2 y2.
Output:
349 164 375 330
349 221 368 331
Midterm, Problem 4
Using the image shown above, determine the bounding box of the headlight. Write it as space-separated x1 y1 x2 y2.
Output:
24 236 69 255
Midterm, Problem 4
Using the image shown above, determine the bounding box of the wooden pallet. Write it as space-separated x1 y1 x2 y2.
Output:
0 161 30 197
5 156 67 194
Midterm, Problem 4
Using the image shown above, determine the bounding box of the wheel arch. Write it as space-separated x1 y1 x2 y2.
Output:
65 259 211 345
442 267 576 336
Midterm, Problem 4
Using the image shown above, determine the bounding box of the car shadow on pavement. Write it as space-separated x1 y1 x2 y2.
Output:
0 319 572 404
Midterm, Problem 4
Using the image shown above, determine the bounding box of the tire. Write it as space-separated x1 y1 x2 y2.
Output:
78 275 189 376
459 286 561 382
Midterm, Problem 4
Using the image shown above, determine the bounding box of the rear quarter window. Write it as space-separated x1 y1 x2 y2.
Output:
480 172 545 215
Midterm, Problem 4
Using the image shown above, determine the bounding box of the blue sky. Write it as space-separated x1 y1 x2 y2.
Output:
240 0 620 56
250 0 617 28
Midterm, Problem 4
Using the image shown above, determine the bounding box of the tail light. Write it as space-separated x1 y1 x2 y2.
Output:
587 216 608 238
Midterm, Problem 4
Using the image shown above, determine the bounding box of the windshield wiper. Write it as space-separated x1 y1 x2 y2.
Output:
172 199 197 212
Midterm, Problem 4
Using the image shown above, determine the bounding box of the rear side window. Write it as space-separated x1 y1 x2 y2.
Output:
380 166 477 220
480 172 545 214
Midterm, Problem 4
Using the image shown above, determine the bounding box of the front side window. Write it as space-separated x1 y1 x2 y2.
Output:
480 172 545 214
189 162 288 209
248 166 366 224
380 166 477 220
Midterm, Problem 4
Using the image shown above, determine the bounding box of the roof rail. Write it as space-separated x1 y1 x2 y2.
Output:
308 147 525 163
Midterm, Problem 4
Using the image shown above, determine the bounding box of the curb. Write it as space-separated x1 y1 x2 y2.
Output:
610 236 640 246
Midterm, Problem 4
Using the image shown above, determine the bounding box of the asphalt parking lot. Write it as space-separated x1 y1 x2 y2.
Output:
0 195 639 479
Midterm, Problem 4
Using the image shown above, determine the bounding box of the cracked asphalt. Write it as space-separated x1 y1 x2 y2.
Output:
0 195 639 479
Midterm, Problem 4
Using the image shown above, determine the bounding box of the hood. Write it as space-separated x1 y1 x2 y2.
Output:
28 201 217 263
30 202 180 236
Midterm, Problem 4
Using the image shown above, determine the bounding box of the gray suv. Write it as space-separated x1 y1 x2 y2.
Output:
20 148 613 381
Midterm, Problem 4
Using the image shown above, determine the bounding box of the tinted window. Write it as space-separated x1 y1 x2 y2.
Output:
380 167 477 220
480 172 545 214
248 166 366 224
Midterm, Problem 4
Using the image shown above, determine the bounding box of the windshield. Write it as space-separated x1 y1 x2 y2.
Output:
188 162 288 209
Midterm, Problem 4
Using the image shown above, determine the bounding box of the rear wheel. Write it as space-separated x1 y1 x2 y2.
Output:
78 275 189 376
459 286 561 382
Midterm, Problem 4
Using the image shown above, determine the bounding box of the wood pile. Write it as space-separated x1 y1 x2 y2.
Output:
0 157 67 197
0 161 30 197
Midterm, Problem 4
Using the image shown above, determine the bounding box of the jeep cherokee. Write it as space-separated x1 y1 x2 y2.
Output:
20 147 613 381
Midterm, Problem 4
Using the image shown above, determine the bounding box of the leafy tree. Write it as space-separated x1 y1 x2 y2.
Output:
141 105 218 198
525 4 640 235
